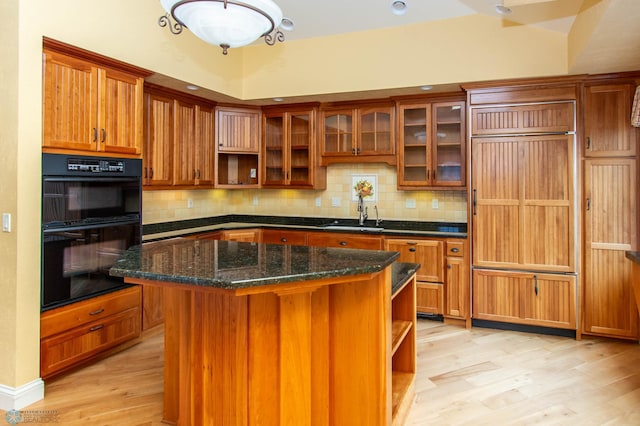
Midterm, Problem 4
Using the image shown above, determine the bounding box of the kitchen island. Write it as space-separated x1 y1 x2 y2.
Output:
111 237 416 426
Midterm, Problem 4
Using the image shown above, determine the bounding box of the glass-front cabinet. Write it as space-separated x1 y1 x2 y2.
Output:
398 99 465 188
263 106 324 189
320 103 396 165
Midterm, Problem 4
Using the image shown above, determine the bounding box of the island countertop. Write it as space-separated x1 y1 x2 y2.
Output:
110 237 400 292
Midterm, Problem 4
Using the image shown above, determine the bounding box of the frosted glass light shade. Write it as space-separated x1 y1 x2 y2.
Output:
160 0 283 49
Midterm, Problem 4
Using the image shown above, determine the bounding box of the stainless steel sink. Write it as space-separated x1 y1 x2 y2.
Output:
322 225 384 232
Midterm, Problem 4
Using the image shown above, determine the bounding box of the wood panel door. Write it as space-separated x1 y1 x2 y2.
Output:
471 102 574 136
99 67 143 155
472 135 575 272
173 99 197 186
384 239 444 283
43 51 99 152
216 107 261 153
445 253 468 319
584 84 636 157
144 92 173 186
583 158 639 339
195 104 215 186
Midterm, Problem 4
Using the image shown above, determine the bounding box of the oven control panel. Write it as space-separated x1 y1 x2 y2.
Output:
67 158 125 173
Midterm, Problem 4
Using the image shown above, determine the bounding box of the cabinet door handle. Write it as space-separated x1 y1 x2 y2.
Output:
89 308 104 316
472 189 477 216
100 128 106 142
150 168 154 179
197 169 201 179
144 168 148 179
193 169 197 179
534 275 539 296
352 148 356 155
586 136 591 150
89 324 104 332
586 197 591 211
339 241 347 246
92 128 98 142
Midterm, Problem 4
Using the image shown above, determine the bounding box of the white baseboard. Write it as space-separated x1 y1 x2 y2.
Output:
0 379 45 411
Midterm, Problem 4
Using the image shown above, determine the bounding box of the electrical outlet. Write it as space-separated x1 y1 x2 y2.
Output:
2 213 10 232
331 197 341 207
253 195 258 206
405 199 416 209
432 198 439 209
250 168 257 178
187 199 194 208
315 197 322 207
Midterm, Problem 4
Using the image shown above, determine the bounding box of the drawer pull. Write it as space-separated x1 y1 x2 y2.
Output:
339 241 347 246
89 308 105 316
450 247 460 253
281 238 287 242
89 324 104 332
409 247 416 252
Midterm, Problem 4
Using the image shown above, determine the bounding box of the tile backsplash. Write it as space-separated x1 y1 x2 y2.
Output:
142 163 468 224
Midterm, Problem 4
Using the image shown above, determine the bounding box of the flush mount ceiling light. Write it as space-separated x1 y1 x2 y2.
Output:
391 0 408 16
158 0 285 55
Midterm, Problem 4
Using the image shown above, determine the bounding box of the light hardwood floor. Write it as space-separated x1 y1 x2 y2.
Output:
5 320 640 425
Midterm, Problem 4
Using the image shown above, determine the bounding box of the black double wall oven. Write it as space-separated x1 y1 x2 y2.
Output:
41 153 142 311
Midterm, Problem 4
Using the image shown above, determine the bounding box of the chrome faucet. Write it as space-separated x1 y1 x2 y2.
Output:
374 205 383 227
357 195 368 225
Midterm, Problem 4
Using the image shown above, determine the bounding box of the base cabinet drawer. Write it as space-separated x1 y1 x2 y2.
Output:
40 286 142 379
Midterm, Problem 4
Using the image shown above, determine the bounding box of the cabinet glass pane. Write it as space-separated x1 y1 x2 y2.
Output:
403 107 429 183
435 105 462 182
360 111 392 153
290 114 310 148
324 114 353 153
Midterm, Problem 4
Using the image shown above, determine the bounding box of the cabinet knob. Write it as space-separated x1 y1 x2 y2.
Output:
451 247 459 253
281 238 287 242
339 241 347 246
409 247 416 252
447 264 452 269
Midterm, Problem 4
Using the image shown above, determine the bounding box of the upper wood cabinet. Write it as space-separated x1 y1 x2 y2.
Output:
173 99 215 187
397 100 466 189
470 101 575 136
216 106 261 153
584 83 637 157
215 106 261 188
262 105 325 189
143 85 215 189
320 102 395 165
43 42 147 156
143 91 174 186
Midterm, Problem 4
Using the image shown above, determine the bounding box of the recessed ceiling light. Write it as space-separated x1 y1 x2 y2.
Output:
186 85 199 91
280 17 294 31
420 85 433 91
495 4 512 15
273 97 284 102
391 1 407 16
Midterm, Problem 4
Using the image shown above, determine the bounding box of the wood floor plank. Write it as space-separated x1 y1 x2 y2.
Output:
3 320 640 425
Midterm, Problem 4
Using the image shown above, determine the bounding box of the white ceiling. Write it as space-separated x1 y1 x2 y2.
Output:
275 0 585 42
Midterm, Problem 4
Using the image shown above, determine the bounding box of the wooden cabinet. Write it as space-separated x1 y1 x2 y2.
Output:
307 232 383 250
262 106 325 189
215 106 261 187
173 99 215 186
220 228 261 242
143 84 216 189
470 101 575 136
473 269 576 329
320 103 395 165
445 240 469 321
143 90 174 186
385 238 444 315
42 41 146 156
583 158 639 339
397 100 466 188
471 133 576 272
584 84 637 157
40 286 141 379
142 286 164 330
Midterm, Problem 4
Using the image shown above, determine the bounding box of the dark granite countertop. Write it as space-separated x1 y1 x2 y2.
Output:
110 237 400 292
626 251 640 265
142 214 467 241
391 262 420 296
